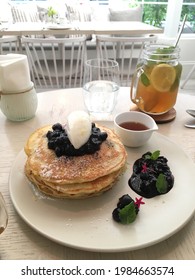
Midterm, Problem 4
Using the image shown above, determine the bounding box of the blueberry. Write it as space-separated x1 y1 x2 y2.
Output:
52 131 61 138
91 138 101 145
117 194 134 209
55 147 63 157
48 140 55 149
112 208 121 222
46 130 53 140
56 135 66 145
100 132 108 141
52 123 63 131
92 127 100 134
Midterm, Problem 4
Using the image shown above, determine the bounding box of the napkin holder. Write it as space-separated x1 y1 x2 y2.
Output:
0 82 38 122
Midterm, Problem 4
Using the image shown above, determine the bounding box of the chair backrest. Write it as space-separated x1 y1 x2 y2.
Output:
11 4 40 23
21 36 87 90
0 36 19 54
96 34 157 86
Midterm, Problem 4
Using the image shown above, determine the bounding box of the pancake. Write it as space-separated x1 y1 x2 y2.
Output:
25 167 123 199
24 123 127 199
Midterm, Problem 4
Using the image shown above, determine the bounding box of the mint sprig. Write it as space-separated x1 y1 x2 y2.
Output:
150 46 175 61
119 202 137 224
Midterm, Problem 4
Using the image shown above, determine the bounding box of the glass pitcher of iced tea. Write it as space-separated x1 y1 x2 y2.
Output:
130 44 182 115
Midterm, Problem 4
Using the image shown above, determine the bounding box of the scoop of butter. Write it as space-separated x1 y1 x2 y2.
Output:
66 111 91 149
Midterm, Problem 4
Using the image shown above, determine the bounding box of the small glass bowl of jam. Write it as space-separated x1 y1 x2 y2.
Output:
114 111 158 147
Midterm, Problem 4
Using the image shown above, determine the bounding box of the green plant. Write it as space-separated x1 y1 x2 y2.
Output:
47 7 57 18
142 4 167 28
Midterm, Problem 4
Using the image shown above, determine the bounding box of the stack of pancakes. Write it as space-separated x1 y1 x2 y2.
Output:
24 124 127 199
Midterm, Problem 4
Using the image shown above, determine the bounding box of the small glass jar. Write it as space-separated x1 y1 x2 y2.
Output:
130 44 182 115
0 82 38 121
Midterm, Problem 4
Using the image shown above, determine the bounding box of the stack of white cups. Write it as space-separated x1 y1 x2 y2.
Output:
0 54 38 121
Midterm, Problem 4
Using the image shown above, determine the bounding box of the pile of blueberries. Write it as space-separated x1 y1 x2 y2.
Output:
112 194 139 223
129 152 174 198
46 123 108 157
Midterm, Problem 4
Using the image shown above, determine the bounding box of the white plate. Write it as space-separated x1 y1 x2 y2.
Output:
9 127 195 252
46 24 71 30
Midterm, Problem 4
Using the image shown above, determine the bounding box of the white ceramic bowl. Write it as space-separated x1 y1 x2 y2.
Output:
114 111 158 147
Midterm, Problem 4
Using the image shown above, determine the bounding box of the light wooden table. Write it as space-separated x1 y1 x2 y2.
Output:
0 21 162 37
0 87 194 260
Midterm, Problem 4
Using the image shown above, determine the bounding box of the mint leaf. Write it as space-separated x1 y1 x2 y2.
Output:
170 63 182 92
150 150 160 160
144 150 160 160
141 73 150 87
119 202 137 224
156 173 168 194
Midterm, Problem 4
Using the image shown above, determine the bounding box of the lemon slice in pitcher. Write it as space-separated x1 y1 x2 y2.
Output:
150 64 176 92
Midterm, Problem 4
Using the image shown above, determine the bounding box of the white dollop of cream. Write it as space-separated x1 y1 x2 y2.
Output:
66 111 91 149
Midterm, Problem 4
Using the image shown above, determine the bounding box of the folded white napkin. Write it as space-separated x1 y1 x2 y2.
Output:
0 54 31 93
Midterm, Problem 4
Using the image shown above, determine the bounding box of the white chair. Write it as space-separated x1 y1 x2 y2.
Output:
0 36 19 54
11 4 40 23
96 34 157 86
21 36 87 90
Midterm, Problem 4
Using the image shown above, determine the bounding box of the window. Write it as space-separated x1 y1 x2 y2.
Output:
182 0 195 33
137 1 168 28
138 0 195 34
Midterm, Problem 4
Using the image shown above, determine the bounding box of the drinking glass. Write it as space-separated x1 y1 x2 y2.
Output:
0 193 8 235
130 44 182 115
83 59 120 118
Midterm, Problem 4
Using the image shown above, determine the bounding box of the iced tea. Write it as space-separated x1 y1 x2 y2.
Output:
131 45 182 115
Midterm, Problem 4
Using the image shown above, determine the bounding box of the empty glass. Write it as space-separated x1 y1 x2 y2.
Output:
0 193 8 235
83 59 120 118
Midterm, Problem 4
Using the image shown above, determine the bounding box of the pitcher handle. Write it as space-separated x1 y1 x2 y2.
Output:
130 65 143 106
